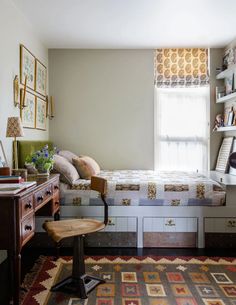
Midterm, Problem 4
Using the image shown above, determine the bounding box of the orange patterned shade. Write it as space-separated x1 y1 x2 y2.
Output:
154 48 209 87
6 117 24 138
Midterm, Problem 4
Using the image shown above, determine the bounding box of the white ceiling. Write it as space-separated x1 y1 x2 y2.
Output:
12 0 236 48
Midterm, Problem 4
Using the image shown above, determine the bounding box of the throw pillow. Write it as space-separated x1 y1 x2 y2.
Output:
58 150 78 163
53 155 79 184
72 156 100 180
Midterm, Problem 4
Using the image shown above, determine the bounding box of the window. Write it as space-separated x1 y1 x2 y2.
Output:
154 86 209 171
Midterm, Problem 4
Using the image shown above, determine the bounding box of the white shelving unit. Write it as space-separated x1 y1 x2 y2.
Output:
216 92 236 104
216 126 236 132
216 63 236 80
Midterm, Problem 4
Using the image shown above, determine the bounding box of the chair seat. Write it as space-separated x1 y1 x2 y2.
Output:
43 219 105 243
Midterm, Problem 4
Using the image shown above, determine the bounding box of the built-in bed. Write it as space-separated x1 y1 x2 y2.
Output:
17 141 236 249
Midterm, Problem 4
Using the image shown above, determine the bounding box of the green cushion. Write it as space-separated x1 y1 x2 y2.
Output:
17 140 54 168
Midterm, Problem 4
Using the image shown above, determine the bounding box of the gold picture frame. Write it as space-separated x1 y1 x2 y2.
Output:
20 44 36 90
35 59 47 96
36 96 47 130
20 90 36 129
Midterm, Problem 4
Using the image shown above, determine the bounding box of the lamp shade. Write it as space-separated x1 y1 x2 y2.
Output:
6 117 24 138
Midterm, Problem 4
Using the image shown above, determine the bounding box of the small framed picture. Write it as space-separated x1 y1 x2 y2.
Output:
36 97 47 130
227 107 235 126
215 137 234 173
20 45 36 90
35 59 47 96
20 90 36 129
0 141 8 167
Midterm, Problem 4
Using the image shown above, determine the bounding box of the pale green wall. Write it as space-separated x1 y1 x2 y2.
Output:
0 0 49 263
49 49 154 170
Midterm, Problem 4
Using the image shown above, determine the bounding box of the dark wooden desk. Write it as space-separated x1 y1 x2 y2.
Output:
0 174 60 305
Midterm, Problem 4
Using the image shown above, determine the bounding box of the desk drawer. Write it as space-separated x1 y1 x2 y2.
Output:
20 194 34 219
21 213 35 245
34 184 53 209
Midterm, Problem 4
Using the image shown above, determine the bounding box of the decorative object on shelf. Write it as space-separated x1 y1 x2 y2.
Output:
0 167 11 176
20 90 36 129
35 59 47 97
216 86 225 99
215 136 234 173
227 106 235 126
0 141 8 167
213 114 224 131
25 145 55 175
36 97 47 130
46 96 55 119
20 44 36 90
225 76 234 95
6 117 24 169
229 139 236 176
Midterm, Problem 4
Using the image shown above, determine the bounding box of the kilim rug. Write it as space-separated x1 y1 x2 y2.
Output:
20 256 236 305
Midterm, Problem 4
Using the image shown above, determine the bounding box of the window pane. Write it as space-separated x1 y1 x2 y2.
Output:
155 87 209 171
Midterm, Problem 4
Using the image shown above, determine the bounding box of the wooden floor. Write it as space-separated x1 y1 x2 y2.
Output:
1 247 235 305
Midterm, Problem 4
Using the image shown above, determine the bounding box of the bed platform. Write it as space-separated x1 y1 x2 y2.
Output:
17 141 236 249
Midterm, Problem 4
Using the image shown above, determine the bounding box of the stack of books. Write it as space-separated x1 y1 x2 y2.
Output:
0 175 25 183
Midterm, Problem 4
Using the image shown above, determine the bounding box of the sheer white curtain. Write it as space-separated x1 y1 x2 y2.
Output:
155 87 209 172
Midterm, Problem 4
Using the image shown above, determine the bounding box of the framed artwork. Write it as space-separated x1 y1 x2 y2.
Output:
35 59 47 96
36 97 47 130
20 45 36 90
20 90 36 128
215 137 234 173
0 141 8 167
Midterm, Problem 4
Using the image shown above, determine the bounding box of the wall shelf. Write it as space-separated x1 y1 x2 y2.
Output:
216 64 236 80
216 126 236 132
216 92 236 103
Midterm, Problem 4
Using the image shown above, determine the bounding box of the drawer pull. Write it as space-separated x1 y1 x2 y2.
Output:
55 201 59 205
54 185 59 190
37 196 44 202
24 225 32 231
46 190 52 195
165 219 176 226
25 202 32 209
227 220 236 228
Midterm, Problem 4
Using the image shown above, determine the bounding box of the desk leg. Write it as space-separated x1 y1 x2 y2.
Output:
9 250 21 305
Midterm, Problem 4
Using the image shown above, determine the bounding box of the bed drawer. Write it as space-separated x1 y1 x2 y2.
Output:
205 217 236 233
143 217 197 248
143 217 197 232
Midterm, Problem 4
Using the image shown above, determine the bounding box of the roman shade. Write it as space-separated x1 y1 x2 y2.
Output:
154 48 209 88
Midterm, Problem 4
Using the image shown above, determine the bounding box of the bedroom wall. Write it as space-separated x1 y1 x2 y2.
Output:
0 0 48 263
49 49 154 170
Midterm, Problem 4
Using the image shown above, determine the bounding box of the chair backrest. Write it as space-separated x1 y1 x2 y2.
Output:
91 176 108 225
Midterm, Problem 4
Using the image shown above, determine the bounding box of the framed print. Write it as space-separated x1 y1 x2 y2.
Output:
215 137 234 173
0 141 8 167
35 60 47 96
20 45 36 90
20 90 36 128
36 97 47 130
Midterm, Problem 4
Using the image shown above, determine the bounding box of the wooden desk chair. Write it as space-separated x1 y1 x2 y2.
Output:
43 176 108 299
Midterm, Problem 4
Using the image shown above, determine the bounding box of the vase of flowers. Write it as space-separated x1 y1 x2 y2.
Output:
26 145 56 175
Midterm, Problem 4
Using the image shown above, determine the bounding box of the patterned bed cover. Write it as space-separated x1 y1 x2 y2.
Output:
60 170 226 207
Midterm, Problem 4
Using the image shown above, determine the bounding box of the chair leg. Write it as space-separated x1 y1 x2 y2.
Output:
51 235 105 298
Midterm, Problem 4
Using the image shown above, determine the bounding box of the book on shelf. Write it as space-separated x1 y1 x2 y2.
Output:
0 175 25 183
0 181 37 195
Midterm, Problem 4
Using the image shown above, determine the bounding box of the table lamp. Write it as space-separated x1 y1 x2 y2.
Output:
6 117 24 169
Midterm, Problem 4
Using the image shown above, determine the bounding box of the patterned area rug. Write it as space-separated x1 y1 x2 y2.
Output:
20 256 236 305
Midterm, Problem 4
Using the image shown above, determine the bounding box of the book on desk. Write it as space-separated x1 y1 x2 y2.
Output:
0 181 37 194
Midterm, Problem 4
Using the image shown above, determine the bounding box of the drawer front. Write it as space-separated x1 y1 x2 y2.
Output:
52 179 59 194
21 214 35 245
20 194 34 219
205 217 236 233
34 184 53 208
143 217 197 232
